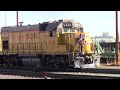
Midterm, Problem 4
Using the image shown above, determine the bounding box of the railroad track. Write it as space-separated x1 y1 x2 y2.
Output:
0 65 120 79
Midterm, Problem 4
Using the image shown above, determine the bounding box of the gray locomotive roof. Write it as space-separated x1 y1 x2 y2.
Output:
1 24 39 32
1 21 62 32
46 20 62 31
1 19 82 32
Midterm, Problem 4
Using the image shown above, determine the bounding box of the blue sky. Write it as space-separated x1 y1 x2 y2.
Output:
0 11 118 37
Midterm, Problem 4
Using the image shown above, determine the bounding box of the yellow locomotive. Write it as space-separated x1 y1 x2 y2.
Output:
0 19 100 68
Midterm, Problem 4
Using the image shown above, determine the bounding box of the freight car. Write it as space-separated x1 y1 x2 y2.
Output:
99 42 116 64
0 19 101 69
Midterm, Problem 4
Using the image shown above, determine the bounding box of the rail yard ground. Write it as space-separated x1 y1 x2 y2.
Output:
0 64 120 79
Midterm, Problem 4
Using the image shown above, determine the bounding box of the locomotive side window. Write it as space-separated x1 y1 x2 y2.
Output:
2 40 9 49
64 28 71 32
80 27 83 32
49 31 55 37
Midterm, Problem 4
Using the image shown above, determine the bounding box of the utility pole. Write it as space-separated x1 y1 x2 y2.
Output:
115 11 119 65
17 11 18 27
5 11 6 26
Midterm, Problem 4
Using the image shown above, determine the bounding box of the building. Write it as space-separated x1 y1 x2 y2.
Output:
91 32 116 43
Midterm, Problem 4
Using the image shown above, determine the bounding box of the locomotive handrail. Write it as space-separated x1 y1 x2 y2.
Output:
73 45 79 60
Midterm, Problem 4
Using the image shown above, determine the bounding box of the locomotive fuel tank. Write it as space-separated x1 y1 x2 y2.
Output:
18 54 40 67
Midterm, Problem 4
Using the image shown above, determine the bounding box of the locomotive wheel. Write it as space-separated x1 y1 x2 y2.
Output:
17 57 23 67
58 57 65 69
11 58 17 66
64 56 69 68
4 56 10 66
0 57 4 65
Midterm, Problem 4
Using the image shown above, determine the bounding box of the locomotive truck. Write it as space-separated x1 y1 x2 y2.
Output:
0 19 101 69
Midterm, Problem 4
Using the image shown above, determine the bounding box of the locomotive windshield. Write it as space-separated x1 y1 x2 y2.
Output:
62 20 83 33
64 28 77 32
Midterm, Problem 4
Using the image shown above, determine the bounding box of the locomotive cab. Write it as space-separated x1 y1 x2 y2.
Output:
57 19 94 55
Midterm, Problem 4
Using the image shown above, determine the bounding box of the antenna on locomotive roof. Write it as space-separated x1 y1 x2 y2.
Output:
73 17 77 21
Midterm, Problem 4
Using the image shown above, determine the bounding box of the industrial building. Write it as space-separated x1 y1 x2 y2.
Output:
91 32 116 43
